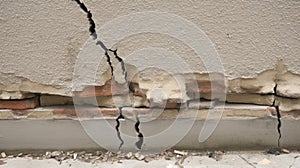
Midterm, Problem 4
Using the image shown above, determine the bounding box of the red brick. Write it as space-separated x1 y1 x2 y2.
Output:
74 79 128 97
0 97 38 110
165 103 181 109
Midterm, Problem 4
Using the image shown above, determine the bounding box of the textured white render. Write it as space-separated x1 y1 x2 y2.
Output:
0 0 299 96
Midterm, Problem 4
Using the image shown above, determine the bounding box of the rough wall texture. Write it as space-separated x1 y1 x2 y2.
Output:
0 0 299 110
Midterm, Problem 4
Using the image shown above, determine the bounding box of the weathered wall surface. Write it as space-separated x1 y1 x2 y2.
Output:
0 0 300 152
0 0 299 110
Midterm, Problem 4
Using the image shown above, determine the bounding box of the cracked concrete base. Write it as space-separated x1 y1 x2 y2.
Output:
0 106 299 152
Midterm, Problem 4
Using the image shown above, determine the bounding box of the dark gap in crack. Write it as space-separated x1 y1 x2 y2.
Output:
134 116 144 150
72 0 113 76
108 49 128 84
265 92 298 99
72 0 143 151
72 0 96 39
96 41 108 52
272 84 282 148
108 48 145 150
37 93 41 107
105 51 114 76
115 107 125 150
224 101 270 106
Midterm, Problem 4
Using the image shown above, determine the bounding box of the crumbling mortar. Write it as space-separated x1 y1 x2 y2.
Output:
72 0 144 151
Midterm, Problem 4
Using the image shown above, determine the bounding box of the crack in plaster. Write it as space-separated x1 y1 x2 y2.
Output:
104 51 114 76
109 49 128 82
72 0 113 76
72 0 96 39
72 0 143 151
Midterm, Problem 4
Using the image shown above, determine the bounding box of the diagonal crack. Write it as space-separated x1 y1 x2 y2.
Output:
72 0 113 75
134 116 144 150
72 0 96 39
72 0 144 151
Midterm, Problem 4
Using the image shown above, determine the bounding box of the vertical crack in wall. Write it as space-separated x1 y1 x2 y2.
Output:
134 116 144 150
115 107 125 150
272 84 282 147
72 0 144 151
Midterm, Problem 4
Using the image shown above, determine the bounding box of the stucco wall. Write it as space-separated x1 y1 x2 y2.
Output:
0 0 299 97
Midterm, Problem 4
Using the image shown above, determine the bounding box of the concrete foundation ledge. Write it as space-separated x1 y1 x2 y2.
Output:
0 104 299 151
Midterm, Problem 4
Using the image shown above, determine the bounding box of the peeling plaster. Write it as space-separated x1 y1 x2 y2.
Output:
1 0 300 97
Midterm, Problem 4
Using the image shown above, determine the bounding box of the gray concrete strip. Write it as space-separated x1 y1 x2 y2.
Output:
0 118 299 151
0 104 299 151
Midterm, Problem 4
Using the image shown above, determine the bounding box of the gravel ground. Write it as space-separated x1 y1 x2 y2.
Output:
0 149 299 168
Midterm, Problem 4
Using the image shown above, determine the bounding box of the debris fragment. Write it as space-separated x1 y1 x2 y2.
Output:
125 152 133 159
73 153 78 160
134 152 145 160
267 147 282 155
144 156 153 163
281 149 290 154
207 150 224 161
174 150 188 156
45 151 51 159
1 152 6 158
51 151 62 157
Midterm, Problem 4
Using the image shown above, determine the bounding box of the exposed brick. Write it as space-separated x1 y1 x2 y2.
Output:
74 79 128 97
186 81 225 94
165 103 181 109
40 95 73 106
0 97 38 110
